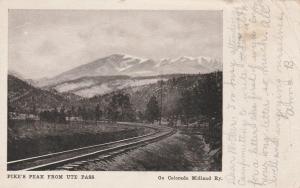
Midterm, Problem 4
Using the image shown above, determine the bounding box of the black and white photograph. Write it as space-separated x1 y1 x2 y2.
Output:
7 10 222 171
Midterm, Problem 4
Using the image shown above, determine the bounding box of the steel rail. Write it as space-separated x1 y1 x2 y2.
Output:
8 125 174 171
8 122 158 165
22 129 175 171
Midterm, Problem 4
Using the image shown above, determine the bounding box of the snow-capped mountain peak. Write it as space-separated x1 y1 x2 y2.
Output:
175 56 196 62
109 53 148 62
36 54 221 87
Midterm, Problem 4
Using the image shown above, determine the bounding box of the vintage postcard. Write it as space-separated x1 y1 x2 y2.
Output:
0 0 299 188
7 9 223 172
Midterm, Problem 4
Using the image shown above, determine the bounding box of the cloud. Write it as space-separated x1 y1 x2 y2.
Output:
36 40 59 56
8 10 222 79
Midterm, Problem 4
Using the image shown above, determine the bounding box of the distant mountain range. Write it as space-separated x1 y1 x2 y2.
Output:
35 54 221 86
9 53 222 98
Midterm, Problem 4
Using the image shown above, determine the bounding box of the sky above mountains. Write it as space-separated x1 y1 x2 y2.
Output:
9 10 222 79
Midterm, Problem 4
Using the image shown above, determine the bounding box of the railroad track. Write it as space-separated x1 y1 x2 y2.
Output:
8 125 175 171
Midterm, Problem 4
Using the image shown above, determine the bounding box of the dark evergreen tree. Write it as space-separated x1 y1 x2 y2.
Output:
107 92 135 122
178 90 196 125
145 96 160 123
95 104 102 121
59 106 66 122
81 107 87 121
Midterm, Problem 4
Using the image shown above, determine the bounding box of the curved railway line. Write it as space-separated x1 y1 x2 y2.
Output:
8 123 175 171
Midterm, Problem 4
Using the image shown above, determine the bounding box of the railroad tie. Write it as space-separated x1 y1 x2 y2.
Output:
67 164 80 167
110 151 121 156
57 166 74 170
94 155 111 162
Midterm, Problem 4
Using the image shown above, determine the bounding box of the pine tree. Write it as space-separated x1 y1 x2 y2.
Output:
107 92 135 122
95 104 102 121
145 96 160 123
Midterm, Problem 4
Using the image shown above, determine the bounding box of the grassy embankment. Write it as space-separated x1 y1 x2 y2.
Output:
81 130 221 171
8 120 153 161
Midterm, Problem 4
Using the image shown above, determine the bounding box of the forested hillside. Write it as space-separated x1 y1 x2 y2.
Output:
8 72 222 125
84 72 222 124
8 75 81 113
